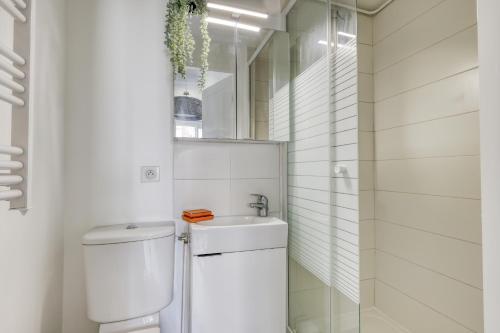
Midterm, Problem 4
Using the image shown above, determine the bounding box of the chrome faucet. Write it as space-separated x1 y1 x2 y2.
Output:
249 194 269 217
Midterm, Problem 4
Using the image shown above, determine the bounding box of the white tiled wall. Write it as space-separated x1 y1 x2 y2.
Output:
371 0 483 332
173 141 282 218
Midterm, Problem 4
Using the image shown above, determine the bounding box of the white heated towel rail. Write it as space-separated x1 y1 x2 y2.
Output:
0 0 32 210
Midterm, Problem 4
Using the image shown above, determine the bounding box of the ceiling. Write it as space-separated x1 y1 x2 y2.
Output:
352 0 388 11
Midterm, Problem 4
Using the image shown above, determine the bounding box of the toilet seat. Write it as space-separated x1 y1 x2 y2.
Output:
99 313 160 333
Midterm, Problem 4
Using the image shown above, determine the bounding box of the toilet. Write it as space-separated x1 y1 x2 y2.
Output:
82 222 175 333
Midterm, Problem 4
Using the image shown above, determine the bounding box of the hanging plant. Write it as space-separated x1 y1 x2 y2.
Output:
165 0 211 89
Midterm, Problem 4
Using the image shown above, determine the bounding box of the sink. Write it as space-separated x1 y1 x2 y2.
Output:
189 216 288 255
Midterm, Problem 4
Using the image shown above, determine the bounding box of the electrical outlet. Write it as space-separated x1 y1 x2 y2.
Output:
141 166 160 183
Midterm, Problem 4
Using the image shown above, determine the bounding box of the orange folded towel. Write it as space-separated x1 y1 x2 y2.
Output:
183 209 213 218
182 209 214 223
182 214 214 223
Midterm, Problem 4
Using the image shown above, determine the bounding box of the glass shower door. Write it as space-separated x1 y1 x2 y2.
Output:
287 1 360 332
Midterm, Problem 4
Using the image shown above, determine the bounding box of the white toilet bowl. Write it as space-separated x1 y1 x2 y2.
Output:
82 222 175 333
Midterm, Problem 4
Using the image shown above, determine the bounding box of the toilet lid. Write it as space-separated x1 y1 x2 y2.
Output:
82 221 175 245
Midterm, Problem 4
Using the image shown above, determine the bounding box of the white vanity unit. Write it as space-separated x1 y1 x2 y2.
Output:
189 216 288 333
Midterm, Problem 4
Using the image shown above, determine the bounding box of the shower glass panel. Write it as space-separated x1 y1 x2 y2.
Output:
287 1 359 332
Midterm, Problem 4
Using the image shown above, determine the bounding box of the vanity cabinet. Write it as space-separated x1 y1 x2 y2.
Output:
190 248 286 333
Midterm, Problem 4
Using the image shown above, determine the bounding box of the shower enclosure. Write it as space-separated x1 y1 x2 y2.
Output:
287 0 483 332
287 0 362 332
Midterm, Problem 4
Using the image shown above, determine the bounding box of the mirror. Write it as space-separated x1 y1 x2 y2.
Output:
248 31 290 141
173 4 290 142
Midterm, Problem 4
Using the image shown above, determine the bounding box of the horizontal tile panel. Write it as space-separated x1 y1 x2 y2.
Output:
375 111 480 160
374 26 478 101
375 156 481 199
376 251 483 331
375 280 474 333
375 69 479 130
376 221 483 288
375 190 481 244
373 0 445 44
374 0 476 72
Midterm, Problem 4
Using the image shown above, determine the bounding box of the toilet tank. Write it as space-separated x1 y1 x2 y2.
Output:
82 222 175 323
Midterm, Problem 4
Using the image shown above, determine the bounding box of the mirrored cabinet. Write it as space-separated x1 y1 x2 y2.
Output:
173 13 290 142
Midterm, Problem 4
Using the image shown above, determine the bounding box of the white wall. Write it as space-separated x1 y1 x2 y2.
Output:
63 0 174 332
0 0 67 331
372 0 482 332
477 1 500 332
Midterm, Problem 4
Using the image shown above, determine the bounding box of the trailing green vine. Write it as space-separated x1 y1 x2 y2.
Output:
165 0 211 89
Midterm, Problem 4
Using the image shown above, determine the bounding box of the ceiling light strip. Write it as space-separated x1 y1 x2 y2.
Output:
206 17 260 32
207 2 268 19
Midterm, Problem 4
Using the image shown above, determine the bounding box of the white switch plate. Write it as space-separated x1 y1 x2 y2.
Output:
141 166 160 183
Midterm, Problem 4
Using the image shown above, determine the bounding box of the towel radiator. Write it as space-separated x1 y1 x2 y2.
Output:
0 0 32 210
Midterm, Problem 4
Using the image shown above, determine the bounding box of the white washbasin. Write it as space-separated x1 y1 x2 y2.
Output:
189 216 288 255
